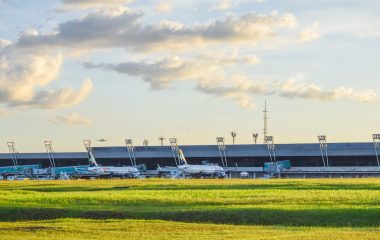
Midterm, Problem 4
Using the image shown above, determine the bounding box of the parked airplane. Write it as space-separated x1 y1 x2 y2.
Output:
174 148 226 178
77 145 140 178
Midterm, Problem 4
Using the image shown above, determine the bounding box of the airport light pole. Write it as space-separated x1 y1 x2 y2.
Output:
158 136 165 146
216 137 228 168
318 135 329 169
253 133 259 144
231 132 237 145
83 140 92 153
7 141 18 166
372 134 380 168
125 139 137 166
44 140 56 168
265 136 276 162
169 138 180 166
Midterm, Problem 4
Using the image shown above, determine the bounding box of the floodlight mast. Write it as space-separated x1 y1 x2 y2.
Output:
44 140 56 168
265 136 276 162
169 138 180 166
318 135 329 169
216 137 228 167
83 139 92 152
7 141 18 166
373 134 380 168
125 139 137 166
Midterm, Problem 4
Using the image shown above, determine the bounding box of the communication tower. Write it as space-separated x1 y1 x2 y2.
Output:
263 101 268 143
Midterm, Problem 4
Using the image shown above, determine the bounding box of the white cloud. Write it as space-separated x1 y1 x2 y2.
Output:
49 113 91 125
196 75 269 109
279 77 376 103
212 0 232 11
155 1 172 13
85 55 376 108
84 53 260 90
0 39 12 48
0 44 93 110
58 0 133 11
17 9 298 52
0 46 63 102
4 8 296 111
12 79 93 109
297 22 321 43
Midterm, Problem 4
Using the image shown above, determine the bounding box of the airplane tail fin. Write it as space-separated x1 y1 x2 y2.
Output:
178 149 188 165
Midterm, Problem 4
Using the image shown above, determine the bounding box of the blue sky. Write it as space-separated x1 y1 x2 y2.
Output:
0 0 379 152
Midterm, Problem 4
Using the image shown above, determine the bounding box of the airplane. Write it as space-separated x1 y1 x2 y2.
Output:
96 138 108 142
77 148 140 178
172 148 226 178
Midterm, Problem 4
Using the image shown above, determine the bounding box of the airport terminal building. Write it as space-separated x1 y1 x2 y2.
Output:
0 142 379 170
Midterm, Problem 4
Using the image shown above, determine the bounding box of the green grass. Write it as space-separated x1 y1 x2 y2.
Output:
0 179 380 239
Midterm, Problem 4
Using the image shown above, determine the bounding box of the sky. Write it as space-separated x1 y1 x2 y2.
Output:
0 0 379 152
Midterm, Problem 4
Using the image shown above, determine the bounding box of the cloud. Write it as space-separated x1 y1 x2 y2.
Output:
85 55 376 108
0 44 93 109
155 1 172 13
49 113 91 125
279 77 376 103
11 79 93 109
4 8 295 111
196 75 269 108
17 8 298 52
84 53 260 89
58 0 133 11
197 75 377 107
0 108 8 116
212 0 232 11
297 22 320 43
0 39 12 48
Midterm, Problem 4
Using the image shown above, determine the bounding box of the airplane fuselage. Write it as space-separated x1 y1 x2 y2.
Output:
177 164 226 177
81 166 140 177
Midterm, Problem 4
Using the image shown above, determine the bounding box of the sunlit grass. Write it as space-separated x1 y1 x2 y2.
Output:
1 179 380 239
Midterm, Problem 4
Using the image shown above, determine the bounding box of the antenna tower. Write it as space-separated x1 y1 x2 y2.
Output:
263 100 268 143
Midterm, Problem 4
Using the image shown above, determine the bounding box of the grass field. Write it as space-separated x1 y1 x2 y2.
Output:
0 179 380 239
